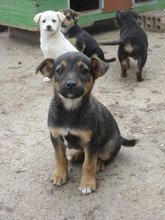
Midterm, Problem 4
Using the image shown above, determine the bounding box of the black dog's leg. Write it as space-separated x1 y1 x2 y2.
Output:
127 57 130 68
79 147 97 194
118 47 129 78
50 133 68 185
136 57 146 82
136 49 147 81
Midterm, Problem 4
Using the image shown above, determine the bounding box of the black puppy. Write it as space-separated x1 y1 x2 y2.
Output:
100 10 148 81
36 52 137 194
60 8 116 63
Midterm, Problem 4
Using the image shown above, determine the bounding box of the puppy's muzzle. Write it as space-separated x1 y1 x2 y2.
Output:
61 23 67 28
47 25 52 31
59 80 85 99
65 80 76 89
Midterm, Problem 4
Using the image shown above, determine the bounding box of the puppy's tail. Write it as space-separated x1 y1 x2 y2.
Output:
101 57 116 63
121 136 138 147
99 40 124 46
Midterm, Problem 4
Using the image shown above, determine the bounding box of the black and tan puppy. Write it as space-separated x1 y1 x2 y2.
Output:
60 8 116 63
36 52 137 195
100 10 148 81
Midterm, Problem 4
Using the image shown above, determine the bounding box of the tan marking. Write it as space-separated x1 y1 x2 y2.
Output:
66 12 70 17
52 77 59 91
98 151 110 161
121 60 128 69
98 140 114 161
121 60 128 77
49 127 92 146
124 43 133 53
52 142 68 185
49 127 65 139
77 61 84 68
62 15 75 29
80 148 97 193
84 76 94 95
61 61 67 68
70 129 92 145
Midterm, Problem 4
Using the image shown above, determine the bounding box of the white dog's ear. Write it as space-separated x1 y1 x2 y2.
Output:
56 11 66 22
33 13 42 24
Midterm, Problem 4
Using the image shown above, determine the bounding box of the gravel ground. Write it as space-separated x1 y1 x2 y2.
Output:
0 27 165 220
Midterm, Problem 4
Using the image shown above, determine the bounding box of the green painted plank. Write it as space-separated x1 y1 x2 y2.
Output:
0 0 164 30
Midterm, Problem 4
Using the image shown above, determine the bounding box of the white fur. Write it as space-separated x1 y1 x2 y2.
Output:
59 94 82 110
63 128 69 147
34 10 78 81
79 187 92 195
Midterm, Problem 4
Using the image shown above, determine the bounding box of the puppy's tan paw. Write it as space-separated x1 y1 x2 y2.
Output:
137 76 144 82
52 170 67 186
79 178 96 195
96 159 105 172
121 72 128 78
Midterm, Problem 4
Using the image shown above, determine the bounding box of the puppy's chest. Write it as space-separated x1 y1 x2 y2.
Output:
49 127 92 149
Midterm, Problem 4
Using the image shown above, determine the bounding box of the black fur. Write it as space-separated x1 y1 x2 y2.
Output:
60 9 116 63
100 10 148 81
36 52 137 194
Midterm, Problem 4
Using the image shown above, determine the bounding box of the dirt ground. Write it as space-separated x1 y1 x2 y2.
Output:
0 27 165 220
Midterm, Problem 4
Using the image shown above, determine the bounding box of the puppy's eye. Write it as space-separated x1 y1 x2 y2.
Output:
80 67 89 75
52 19 56 22
42 20 46 23
56 68 63 74
66 16 71 20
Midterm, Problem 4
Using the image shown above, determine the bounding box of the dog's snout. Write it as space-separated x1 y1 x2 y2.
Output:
66 80 76 88
47 25 51 30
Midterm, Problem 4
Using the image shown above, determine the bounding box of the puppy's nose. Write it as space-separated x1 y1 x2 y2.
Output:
47 25 51 30
66 80 76 88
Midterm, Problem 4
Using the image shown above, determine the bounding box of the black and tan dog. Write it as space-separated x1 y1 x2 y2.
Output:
100 10 148 81
36 51 137 194
59 8 116 63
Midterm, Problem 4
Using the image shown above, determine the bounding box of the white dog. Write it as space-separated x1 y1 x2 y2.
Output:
34 10 78 81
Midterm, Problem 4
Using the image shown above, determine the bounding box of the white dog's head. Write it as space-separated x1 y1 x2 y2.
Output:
33 10 65 33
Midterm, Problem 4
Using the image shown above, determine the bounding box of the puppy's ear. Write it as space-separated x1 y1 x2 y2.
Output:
33 13 42 24
58 9 63 13
91 56 109 79
74 12 80 20
36 59 54 78
57 11 66 22
131 11 139 19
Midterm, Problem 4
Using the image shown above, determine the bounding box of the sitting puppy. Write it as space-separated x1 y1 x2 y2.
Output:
33 10 78 81
60 9 116 63
100 10 148 81
36 52 137 195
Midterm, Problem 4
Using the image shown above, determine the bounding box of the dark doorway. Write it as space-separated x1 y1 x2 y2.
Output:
70 0 100 12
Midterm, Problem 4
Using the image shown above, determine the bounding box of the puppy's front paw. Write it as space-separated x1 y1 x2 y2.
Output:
52 170 67 186
121 72 128 78
67 149 84 162
79 178 96 195
137 76 144 82
43 77 51 82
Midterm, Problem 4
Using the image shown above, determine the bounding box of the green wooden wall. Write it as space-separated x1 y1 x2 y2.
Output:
0 0 164 31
